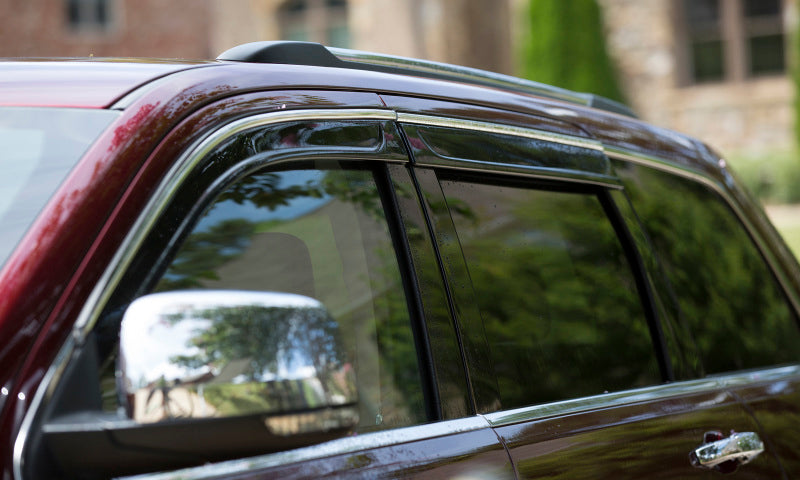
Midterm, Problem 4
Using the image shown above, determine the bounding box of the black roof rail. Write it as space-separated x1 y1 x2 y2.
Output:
217 41 637 119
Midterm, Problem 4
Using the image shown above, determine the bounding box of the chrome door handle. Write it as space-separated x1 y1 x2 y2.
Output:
689 431 764 474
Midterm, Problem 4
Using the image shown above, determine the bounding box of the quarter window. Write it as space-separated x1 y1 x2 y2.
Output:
439 177 660 410
617 162 800 374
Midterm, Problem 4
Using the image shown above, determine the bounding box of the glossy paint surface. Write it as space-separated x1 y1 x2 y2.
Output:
0 61 207 107
493 387 784 478
135 419 513 479
725 368 800 475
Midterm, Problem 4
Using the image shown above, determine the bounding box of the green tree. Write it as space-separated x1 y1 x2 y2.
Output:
520 0 626 104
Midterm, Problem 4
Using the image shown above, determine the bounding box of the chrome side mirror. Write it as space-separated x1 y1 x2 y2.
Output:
118 290 358 436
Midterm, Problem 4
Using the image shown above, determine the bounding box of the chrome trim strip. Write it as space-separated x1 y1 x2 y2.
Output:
73 108 395 337
119 416 491 480
13 108 397 480
398 113 604 152
12 337 78 480
485 365 800 427
606 145 800 315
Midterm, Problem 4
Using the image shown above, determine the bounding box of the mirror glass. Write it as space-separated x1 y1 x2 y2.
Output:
118 290 358 435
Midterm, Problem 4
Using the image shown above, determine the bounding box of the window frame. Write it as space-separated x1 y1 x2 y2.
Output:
613 158 800 376
18 109 449 478
399 115 674 413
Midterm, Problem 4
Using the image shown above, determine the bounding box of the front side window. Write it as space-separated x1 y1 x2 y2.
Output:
28 118 429 478
145 165 426 431
617 162 800 374
439 176 660 410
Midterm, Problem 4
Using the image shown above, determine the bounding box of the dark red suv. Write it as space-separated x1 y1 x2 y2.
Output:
2 42 800 479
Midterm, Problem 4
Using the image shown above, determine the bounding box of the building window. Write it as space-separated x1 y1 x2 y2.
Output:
680 0 785 84
66 0 112 31
279 0 349 48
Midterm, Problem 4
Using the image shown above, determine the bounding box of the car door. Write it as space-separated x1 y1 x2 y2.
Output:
612 156 800 477
18 101 513 478
400 112 787 478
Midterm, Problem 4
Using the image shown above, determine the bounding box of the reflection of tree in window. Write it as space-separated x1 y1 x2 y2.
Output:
616 162 800 375
279 0 350 48
155 167 425 431
441 179 659 409
165 303 348 415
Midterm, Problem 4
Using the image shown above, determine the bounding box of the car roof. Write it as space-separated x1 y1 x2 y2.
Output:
0 59 211 108
0 50 709 178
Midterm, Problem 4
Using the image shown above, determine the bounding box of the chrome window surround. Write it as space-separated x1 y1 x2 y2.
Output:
14 110 800 479
73 108 393 337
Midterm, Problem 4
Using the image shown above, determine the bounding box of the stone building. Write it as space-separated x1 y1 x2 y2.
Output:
208 0 513 76
0 0 213 59
599 0 795 156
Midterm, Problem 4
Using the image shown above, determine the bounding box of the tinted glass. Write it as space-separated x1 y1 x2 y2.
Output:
0 107 117 268
440 178 659 409
154 166 426 431
617 163 800 374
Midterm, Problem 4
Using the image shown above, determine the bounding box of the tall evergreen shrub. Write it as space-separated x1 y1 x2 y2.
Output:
520 0 626 104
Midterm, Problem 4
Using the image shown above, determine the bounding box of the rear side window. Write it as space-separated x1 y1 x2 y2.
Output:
439 177 660 410
617 162 800 375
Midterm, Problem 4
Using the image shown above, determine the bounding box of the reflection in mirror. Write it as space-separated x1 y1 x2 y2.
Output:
118 290 358 435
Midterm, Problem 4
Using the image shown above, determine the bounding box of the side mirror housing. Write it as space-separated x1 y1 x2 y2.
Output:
119 290 358 432
42 290 358 477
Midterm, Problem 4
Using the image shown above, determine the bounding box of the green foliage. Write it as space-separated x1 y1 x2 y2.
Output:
727 150 800 204
794 19 800 149
441 180 659 409
520 0 626 104
618 162 800 375
155 165 427 429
